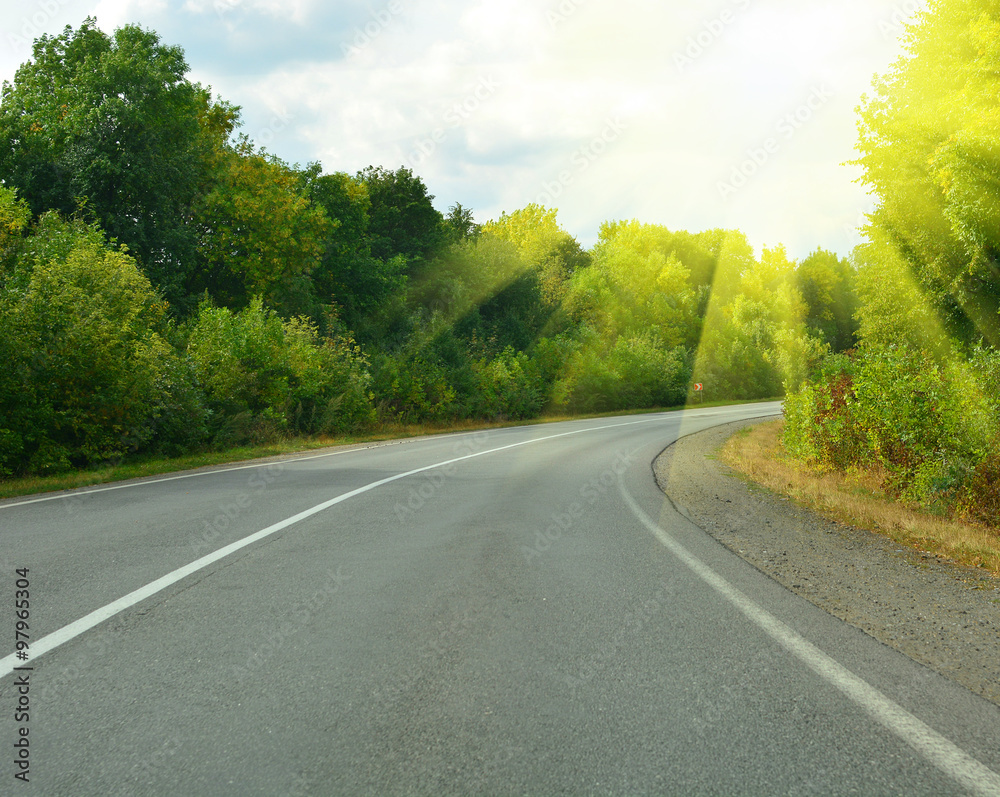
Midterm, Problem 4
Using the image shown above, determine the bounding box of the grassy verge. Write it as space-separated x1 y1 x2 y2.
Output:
0 398 781 502
719 419 1000 576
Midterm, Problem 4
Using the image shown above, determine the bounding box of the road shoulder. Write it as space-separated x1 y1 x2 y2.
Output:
653 418 1000 707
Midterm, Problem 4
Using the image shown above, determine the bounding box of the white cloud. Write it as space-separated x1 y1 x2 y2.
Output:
1 0 919 258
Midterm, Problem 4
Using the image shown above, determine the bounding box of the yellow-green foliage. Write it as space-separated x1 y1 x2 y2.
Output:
186 298 376 444
788 0 1000 519
854 0 1000 346
785 346 1000 513
0 211 195 474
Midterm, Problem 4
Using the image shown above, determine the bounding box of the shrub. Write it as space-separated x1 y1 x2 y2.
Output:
470 346 544 420
784 344 999 511
0 214 186 474
553 332 690 414
187 298 375 445
370 352 459 424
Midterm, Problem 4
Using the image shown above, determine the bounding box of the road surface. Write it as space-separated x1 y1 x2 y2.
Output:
3 403 1000 795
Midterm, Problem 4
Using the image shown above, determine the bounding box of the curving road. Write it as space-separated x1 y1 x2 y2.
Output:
3 403 1000 795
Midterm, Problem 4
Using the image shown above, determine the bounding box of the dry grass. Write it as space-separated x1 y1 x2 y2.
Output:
720 419 1000 577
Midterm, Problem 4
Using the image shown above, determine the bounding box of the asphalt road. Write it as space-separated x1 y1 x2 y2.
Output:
3 403 1000 795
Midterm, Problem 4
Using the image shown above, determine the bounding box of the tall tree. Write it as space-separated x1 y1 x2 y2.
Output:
483 204 589 305
304 168 406 328
190 142 330 317
853 0 1000 347
796 248 858 352
357 165 446 266
0 18 238 307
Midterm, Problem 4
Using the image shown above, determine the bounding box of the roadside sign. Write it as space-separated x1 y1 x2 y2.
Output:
694 383 703 391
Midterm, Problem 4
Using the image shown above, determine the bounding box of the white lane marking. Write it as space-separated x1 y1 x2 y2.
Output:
0 404 781 511
0 415 676 679
0 448 365 510
621 484 1000 797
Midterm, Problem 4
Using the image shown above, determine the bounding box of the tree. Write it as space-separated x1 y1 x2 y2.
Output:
190 142 330 317
483 204 589 305
357 165 446 265
0 187 30 270
567 219 699 349
796 248 858 352
444 202 480 243
304 168 407 328
0 18 238 307
0 210 201 474
853 0 1000 347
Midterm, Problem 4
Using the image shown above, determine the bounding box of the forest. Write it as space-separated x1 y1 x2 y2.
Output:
0 18 854 478
0 1 998 528
783 0 1000 522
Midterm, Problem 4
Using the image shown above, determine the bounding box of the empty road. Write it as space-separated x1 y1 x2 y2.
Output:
3 403 1000 795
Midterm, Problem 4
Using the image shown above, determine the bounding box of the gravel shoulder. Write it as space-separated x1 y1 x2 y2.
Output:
653 418 1000 707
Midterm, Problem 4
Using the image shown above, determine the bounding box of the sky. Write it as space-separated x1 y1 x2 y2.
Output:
1 0 925 259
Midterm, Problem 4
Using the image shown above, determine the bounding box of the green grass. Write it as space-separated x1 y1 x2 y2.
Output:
0 397 783 502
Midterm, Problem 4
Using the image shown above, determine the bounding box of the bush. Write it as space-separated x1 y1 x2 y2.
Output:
370 352 459 424
187 298 375 446
784 345 999 509
470 346 544 420
0 214 188 474
553 332 690 414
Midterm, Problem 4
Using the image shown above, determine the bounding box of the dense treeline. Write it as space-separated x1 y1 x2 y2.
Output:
785 0 1000 522
0 18 858 477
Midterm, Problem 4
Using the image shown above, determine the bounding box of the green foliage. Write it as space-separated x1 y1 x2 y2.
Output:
470 347 544 420
853 0 1000 347
0 18 238 307
785 345 1000 505
191 142 330 317
443 202 480 243
694 240 825 398
0 187 30 268
186 298 375 445
554 330 690 414
568 220 699 349
410 233 550 358
0 19 892 485
0 212 202 474
303 168 408 329
369 351 459 425
358 165 446 265
484 204 589 305
796 248 858 352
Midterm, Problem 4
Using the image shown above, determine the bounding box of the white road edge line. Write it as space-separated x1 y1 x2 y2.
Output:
620 482 1000 797
0 404 779 510
1 414 682 679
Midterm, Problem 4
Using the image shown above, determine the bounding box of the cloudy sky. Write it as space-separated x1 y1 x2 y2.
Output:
2 0 924 258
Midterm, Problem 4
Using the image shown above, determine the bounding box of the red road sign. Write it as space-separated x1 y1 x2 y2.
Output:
694 383 703 391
